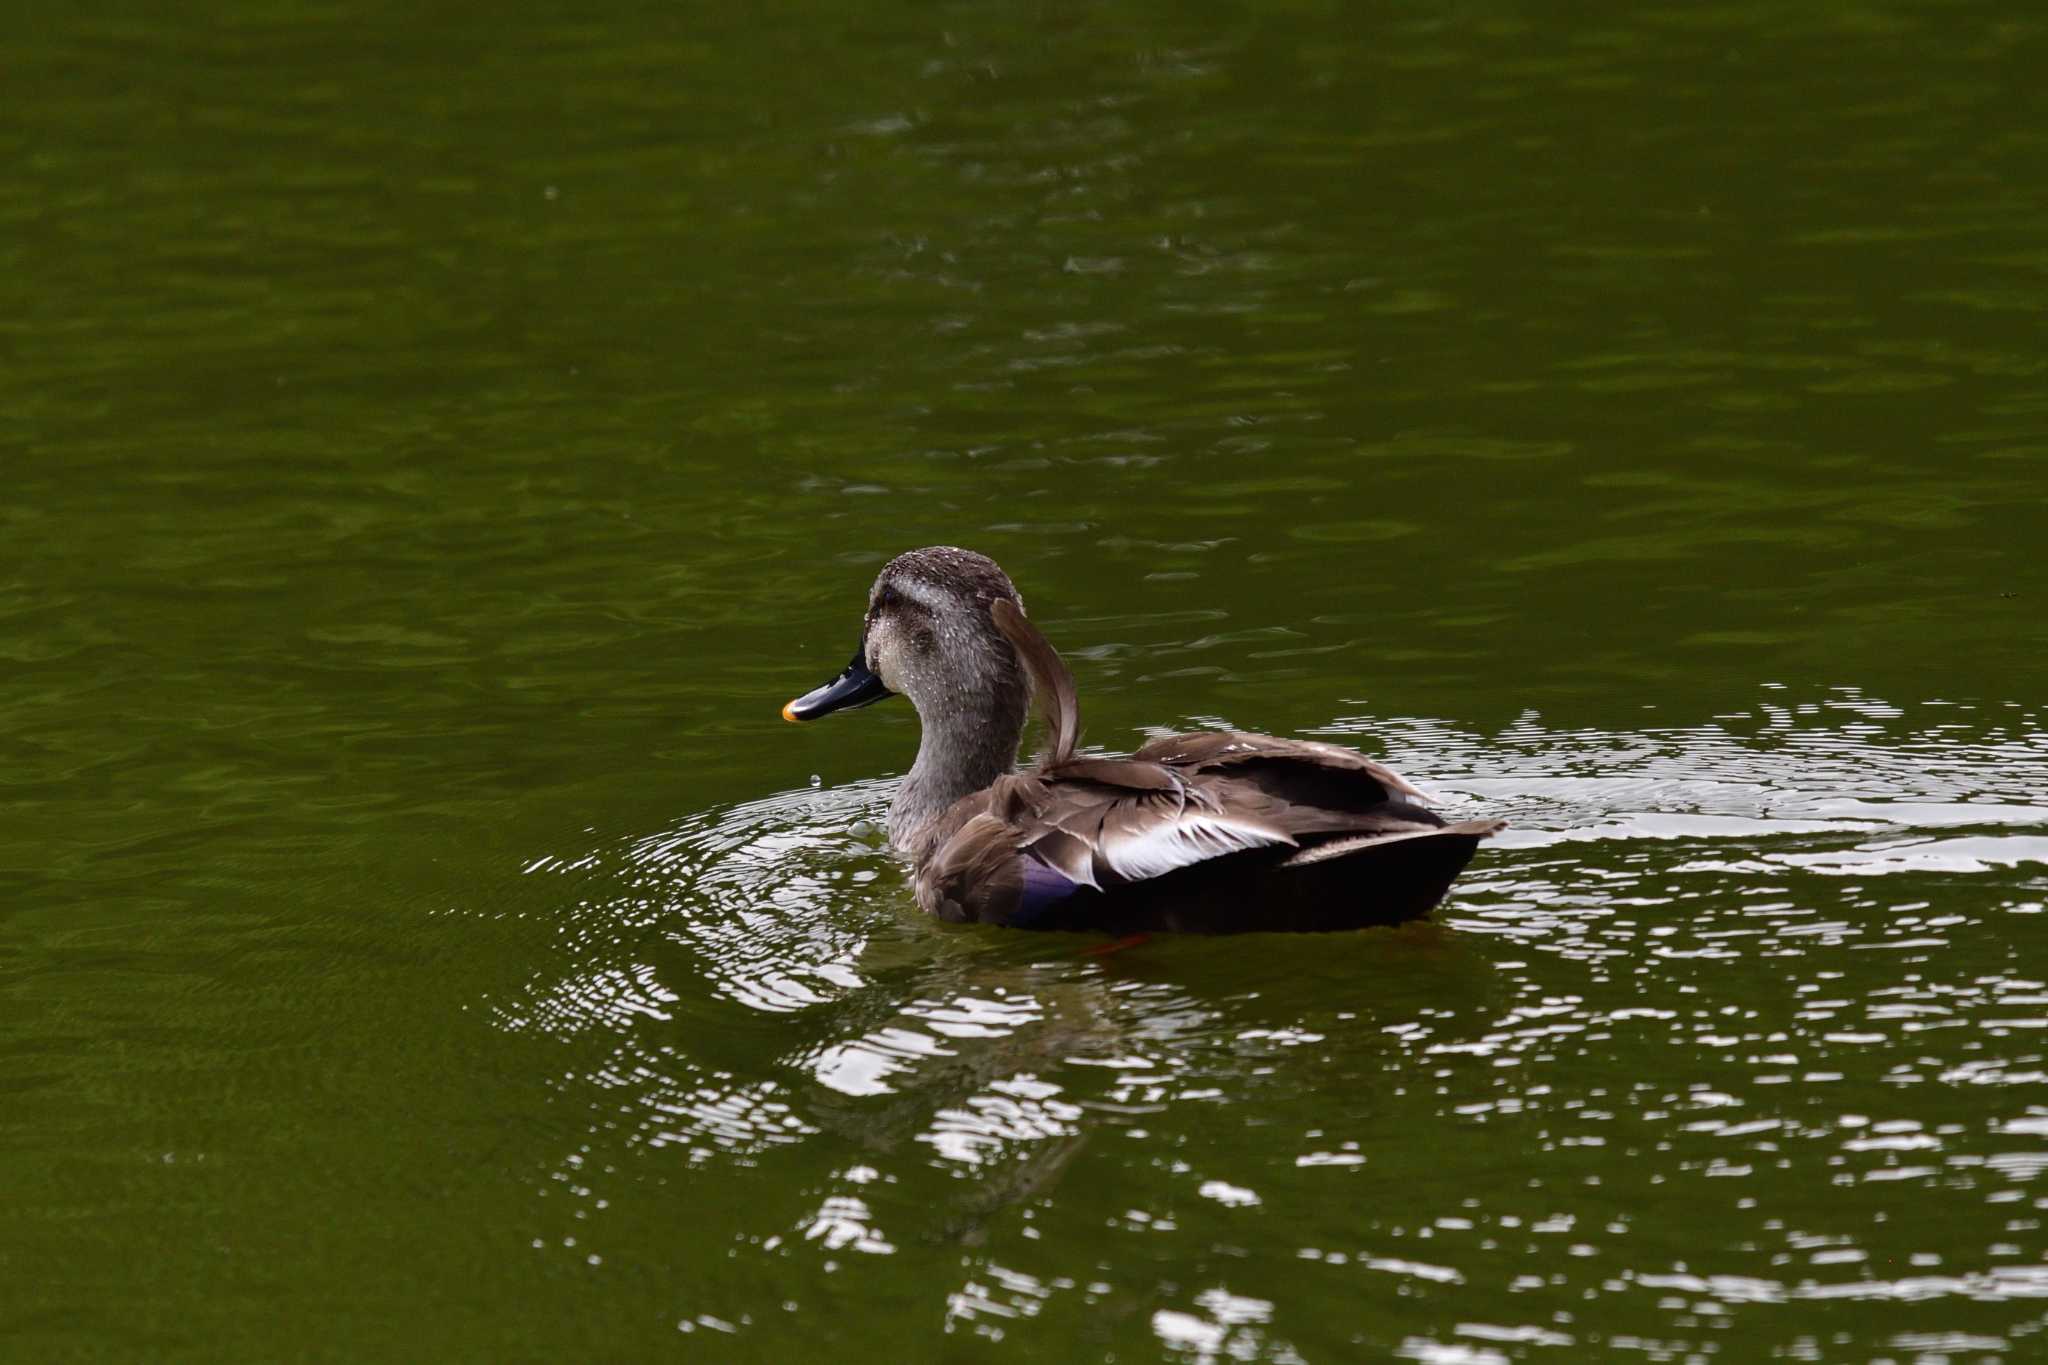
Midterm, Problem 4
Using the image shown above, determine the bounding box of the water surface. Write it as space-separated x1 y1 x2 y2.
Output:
5 0 2046 1359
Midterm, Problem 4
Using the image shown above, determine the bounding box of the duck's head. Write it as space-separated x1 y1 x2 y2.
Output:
782 546 1028 726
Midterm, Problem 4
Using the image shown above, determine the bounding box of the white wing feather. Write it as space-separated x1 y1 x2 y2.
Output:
1093 813 1294 884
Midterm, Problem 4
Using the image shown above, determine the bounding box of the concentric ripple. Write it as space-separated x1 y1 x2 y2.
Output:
492 687 2047 1359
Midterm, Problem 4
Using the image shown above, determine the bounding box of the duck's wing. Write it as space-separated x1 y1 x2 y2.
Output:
1145 729 1501 845
916 809 1030 924
913 759 1293 921
913 772 1071 923
1038 729 1489 886
1133 729 1433 802
1026 766 1299 889
917 741 1499 929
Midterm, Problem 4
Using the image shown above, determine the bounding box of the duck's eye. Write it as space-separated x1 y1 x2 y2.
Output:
869 585 902 619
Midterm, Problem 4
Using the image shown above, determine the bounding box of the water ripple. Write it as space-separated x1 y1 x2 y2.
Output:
484 685 2047 1357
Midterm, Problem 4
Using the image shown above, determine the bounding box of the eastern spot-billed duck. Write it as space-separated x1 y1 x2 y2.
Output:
782 546 1501 933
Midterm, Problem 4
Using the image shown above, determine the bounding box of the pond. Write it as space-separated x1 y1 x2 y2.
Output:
5 0 2045 1359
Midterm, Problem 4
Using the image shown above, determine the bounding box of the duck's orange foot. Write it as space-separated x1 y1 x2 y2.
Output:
1084 932 1152 957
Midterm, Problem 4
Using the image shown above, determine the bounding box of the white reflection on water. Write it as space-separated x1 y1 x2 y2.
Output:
487 686 2047 1356
1316 685 2048 875
1152 1287 1288 1364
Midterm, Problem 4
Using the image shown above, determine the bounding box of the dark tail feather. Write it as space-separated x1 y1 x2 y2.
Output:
1267 823 1499 930
1069 822 1502 934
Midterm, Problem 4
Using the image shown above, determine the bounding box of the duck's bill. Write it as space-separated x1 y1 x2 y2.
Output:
781 646 893 722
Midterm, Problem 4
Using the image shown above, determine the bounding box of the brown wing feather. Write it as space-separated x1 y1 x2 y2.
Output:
1022 827 1101 889
990 598 1079 767
917 810 1026 922
1042 756 1182 792
1135 729 1432 801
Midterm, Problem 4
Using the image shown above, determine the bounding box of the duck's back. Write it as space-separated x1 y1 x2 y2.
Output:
913 729 1502 933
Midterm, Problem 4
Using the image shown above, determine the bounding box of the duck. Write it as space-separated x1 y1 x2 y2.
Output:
781 546 1502 933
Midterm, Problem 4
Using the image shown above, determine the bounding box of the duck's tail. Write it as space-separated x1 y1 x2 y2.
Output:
1071 818 1504 934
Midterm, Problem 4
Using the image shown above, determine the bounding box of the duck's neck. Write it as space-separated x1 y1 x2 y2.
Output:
889 708 1022 853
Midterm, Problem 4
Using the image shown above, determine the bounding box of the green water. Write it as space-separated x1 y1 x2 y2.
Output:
6 1 2046 1359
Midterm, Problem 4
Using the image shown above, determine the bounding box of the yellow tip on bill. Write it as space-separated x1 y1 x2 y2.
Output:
781 699 801 723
